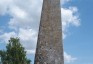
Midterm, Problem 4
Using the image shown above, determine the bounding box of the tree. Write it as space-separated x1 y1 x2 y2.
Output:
0 37 31 64
0 50 7 64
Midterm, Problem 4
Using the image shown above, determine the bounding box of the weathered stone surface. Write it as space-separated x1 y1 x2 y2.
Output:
34 0 64 64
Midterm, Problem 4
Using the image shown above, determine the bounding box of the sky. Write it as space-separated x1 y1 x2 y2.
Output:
0 0 93 64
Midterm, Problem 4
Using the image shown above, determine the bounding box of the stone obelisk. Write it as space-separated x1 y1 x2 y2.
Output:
34 0 64 64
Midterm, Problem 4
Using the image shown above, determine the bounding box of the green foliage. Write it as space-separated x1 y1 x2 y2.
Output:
0 37 31 64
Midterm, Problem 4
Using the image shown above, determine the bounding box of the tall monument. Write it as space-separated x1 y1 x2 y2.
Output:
34 0 64 64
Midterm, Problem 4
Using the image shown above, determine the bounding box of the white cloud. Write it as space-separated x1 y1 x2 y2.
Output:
61 0 71 5
8 0 42 30
64 52 77 63
0 28 37 50
0 0 12 15
0 0 80 63
0 0 42 30
18 28 37 41
26 49 35 54
18 28 37 50
0 32 17 43
62 7 80 38
62 7 80 29
10 6 27 19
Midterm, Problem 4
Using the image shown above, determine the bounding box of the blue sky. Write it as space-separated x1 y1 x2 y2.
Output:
0 0 93 64
64 0 93 64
